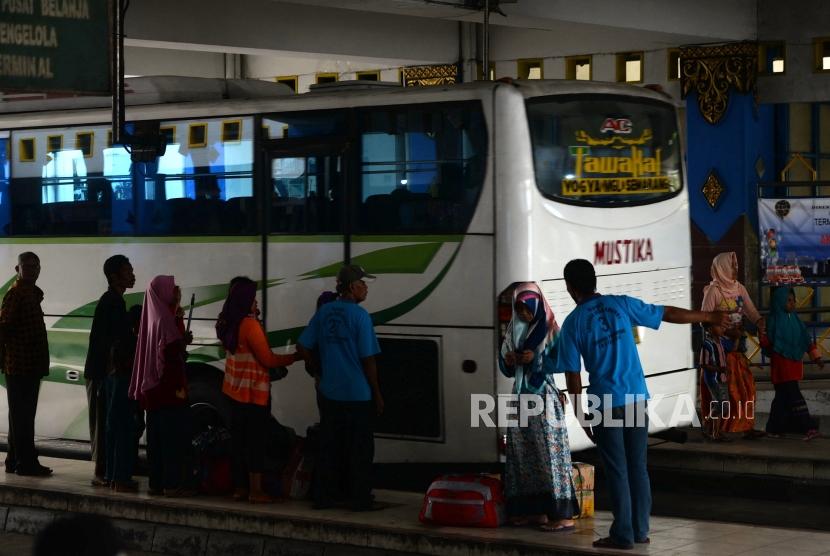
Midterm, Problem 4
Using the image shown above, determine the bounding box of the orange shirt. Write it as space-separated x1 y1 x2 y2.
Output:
222 317 295 406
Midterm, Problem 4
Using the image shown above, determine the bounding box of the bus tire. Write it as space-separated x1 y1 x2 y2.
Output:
187 363 231 433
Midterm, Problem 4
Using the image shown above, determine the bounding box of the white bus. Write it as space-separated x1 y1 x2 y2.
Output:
0 76 692 465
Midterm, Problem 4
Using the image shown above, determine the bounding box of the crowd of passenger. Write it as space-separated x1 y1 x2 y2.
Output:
0 249 822 549
0 251 381 511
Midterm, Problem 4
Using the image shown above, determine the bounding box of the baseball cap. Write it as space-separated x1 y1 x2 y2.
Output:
336 264 376 285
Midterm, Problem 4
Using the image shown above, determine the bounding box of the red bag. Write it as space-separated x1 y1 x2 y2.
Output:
419 474 506 528
200 456 233 495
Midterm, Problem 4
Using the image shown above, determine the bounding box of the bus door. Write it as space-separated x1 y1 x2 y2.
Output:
261 138 350 432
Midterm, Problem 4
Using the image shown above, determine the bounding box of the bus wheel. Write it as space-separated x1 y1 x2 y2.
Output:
187 363 231 433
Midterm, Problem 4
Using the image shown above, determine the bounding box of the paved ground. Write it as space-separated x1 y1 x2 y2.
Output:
2 454 830 555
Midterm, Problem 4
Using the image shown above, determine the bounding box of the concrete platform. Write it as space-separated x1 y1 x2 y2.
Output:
2 454 830 556
646 374 830 483
648 430 830 480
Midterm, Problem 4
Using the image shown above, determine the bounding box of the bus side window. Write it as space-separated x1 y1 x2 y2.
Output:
134 117 256 236
355 101 487 234
9 128 118 237
0 136 9 236
269 153 343 235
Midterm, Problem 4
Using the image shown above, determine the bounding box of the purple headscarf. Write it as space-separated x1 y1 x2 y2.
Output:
130 275 182 402
216 278 257 354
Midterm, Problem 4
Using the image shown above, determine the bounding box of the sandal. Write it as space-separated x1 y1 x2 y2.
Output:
804 429 820 441
539 521 575 532
248 492 277 504
592 537 633 550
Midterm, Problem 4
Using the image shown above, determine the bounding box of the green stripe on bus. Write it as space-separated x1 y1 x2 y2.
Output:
271 241 462 345
300 243 443 279
53 279 283 330
0 276 15 298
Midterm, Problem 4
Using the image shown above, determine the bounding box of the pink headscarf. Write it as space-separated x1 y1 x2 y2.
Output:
129 275 183 401
702 252 743 301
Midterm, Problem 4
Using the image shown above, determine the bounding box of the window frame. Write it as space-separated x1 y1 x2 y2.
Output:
356 70 381 81
46 134 63 153
315 72 338 84
616 51 644 83
221 119 243 143
758 41 786 75
814 37 830 73
565 55 592 81
187 123 208 148
275 75 298 93
75 131 95 158
517 58 544 80
667 48 681 81
476 62 495 81
18 138 35 162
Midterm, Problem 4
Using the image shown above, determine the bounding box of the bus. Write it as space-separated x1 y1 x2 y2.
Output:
0 76 692 465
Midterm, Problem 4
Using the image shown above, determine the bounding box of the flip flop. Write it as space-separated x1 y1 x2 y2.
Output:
539 523 575 532
804 430 820 441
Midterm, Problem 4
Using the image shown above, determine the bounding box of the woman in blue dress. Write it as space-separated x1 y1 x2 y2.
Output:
499 282 579 531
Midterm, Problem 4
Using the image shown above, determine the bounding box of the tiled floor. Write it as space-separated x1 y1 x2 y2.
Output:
1 453 830 555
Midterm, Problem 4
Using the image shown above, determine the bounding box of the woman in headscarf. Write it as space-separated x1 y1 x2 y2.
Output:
217 277 298 503
700 252 766 438
129 275 190 496
498 282 579 531
760 287 822 439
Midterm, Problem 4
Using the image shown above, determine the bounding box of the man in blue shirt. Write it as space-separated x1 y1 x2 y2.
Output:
298 264 382 511
557 259 728 550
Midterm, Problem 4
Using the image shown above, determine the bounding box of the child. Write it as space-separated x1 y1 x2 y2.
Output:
760 288 823 440
700 322 731 441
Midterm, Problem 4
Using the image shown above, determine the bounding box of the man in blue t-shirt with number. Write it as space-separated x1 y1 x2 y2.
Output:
556 259 727 550
298 264 382 511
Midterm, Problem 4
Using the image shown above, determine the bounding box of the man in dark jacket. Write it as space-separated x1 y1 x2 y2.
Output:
84 254 135 486
0 252 51 476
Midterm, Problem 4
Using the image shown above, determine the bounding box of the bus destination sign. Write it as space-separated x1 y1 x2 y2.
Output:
561 125 673 197
0 0 111 93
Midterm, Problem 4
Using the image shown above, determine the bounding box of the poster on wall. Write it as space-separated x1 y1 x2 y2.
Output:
758 198 830 284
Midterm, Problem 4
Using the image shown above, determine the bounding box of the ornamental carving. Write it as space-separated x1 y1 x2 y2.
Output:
402 64 458 87
701 170 725 209
680 42 757 125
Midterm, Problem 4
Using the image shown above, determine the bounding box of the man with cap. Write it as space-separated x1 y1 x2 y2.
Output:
298 264 383 511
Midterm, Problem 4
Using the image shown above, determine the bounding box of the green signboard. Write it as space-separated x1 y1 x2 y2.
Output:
0 0 111 93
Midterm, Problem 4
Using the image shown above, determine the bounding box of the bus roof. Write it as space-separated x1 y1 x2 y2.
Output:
0 76 674 129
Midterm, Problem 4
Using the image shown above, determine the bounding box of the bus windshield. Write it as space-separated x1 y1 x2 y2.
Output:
526 94 683 206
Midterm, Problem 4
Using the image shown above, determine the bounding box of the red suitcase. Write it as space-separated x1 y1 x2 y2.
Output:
419 474 506 528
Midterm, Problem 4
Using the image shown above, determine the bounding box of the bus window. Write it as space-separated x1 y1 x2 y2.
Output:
0 135 9 236
355 101 486 233
264 111 347 234
9 126 121 236
263 110 346 140
134 117 256 235
269 153 343 234
526 95 683 206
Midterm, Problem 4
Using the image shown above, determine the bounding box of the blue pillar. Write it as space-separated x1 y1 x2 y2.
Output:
680 42 775 306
